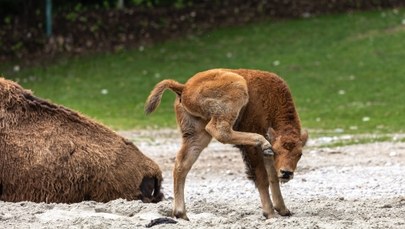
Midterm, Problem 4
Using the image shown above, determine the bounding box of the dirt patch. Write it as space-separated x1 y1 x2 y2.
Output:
1 129 404 228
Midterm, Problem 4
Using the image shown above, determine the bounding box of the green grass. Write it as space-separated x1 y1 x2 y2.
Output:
1 9 405 134
309 134 405 148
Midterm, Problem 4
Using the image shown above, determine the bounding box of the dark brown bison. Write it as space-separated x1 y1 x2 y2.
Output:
145 68 308 219
0 78 163 203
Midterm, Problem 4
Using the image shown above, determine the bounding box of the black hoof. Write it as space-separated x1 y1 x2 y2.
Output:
276 208 292 216
263 148 274 156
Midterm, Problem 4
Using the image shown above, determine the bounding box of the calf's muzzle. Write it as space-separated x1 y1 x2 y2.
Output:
280 170 294 180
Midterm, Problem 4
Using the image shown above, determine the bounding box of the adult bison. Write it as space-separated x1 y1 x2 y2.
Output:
0 78 163 203
145 68 308 219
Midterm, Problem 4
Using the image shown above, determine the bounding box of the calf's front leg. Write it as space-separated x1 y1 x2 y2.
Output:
242 146 276 218
264 157 291 216
255 164 276 218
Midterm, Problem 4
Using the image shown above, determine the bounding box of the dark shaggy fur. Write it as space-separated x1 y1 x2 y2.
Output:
0 78 163 203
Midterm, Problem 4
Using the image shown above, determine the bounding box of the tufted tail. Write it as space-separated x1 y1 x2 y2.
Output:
144 79 184 114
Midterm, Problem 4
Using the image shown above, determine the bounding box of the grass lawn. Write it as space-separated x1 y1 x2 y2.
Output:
1 8 405 136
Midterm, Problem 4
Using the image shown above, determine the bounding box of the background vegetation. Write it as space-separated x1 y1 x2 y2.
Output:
2 8 404 136
1 0 404 61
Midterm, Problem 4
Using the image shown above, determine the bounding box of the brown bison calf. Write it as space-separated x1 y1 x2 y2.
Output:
145 68 308 219
0 78 163 203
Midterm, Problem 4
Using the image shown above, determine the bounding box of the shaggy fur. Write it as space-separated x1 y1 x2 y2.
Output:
145 69 308 220
0 78 163 203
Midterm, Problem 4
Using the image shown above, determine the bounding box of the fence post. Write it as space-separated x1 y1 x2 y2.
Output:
45 0 52 37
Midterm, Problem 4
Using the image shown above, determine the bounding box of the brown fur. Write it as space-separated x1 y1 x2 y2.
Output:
145 69 308 219
0 78 163 203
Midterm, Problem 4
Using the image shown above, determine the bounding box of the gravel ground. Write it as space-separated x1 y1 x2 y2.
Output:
1 129 404 229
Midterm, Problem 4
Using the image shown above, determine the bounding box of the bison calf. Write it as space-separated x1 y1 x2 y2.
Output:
0 78 163 203
145 68 308 219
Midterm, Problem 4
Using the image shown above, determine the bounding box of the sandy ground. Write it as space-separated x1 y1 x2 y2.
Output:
1 129 404 229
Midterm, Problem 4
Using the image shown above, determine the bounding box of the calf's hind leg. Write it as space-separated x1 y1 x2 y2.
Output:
173 102 212 220
205 116 273 155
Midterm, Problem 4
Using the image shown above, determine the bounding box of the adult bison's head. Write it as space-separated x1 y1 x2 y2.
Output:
268 128 308 183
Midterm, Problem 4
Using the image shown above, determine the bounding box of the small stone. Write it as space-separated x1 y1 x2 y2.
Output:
389 151 397 157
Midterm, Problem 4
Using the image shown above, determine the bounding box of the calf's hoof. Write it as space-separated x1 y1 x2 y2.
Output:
263 148 274 157
275 207 291 216
263 211 277 219
263 209 277 219
173 210 190 221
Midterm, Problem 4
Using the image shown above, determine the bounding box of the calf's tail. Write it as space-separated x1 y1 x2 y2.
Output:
144 79 184 114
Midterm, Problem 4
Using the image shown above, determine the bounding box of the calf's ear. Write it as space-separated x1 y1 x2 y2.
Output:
301 130 309 146
267 127 277 143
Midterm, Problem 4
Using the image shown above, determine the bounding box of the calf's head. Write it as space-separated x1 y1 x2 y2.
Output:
268 128 308 183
